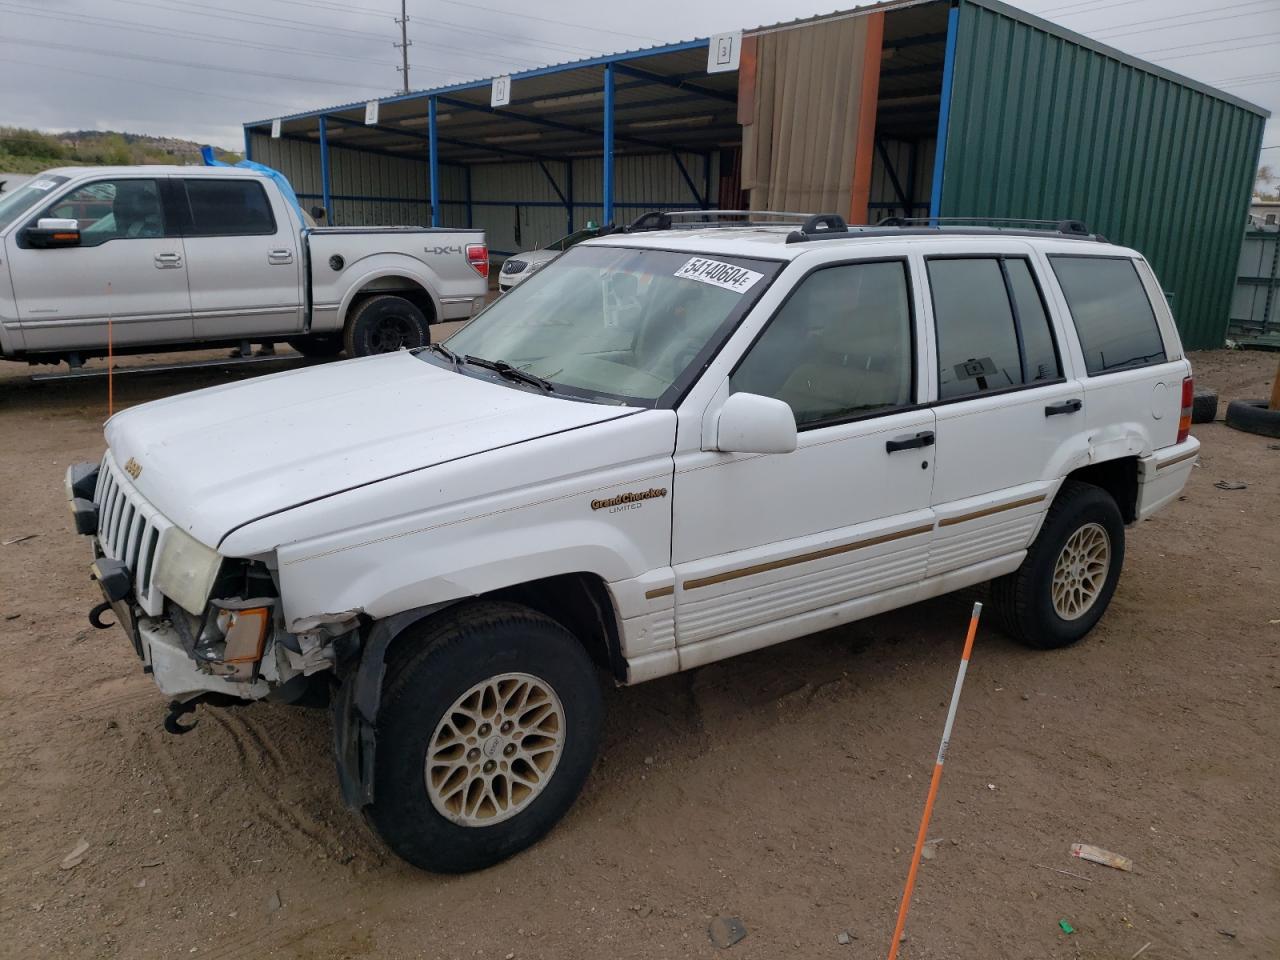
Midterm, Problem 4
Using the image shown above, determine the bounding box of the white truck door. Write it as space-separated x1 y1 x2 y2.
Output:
923 253 1084 577
178 177 302 339
8 176 193 351
670 259 936 667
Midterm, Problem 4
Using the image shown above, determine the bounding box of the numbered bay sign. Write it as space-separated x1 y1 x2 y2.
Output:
707 31 742 74
491 75 511 108
365 100 380 125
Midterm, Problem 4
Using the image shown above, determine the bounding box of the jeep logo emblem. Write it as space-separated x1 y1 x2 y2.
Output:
123 457 142 480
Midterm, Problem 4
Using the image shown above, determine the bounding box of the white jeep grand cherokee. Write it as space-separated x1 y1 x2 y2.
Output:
67 211 1200 873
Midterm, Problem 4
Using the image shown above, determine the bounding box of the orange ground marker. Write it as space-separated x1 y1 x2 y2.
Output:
886 601 983 960
106 281 113 418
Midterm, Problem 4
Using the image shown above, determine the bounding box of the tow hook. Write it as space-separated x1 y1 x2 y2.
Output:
162 693 248 735
88 600 115 630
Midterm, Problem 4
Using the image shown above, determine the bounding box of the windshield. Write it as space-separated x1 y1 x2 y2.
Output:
0 175 69 231
442 244 783 406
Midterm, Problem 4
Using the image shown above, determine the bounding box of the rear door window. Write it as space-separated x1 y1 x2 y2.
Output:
926 257 1063 401
181 179 276 237
1048 256 1166 375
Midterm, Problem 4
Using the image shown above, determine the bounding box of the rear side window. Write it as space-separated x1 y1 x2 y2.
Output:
182 179 276 237
1049 256 1166 375
731 260 914 426
927 257 1063 401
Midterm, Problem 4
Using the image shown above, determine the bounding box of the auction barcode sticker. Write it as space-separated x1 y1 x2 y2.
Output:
673 257 763 293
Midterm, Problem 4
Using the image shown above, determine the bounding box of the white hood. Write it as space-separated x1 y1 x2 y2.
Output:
105 351 634 549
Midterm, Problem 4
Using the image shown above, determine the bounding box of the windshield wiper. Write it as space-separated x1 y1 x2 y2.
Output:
421 342 460 368
463 354 554 392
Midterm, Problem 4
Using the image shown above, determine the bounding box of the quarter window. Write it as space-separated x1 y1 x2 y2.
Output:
731 260 914 426
1049 256 1166 375
44 179 166 247
927 257 1062 400
182 179 276 236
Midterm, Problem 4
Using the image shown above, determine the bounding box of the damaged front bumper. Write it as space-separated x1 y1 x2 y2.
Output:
67 459 334 705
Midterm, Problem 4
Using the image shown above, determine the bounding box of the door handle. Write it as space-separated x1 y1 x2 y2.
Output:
268 248 294 265
1045 399 1083 417
885 430 935 453
154 252 182 269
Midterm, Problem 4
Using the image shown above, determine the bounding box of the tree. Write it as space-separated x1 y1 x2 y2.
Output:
1258 164 1279 201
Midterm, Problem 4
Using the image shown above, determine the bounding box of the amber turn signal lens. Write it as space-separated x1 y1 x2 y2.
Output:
223 607 270 664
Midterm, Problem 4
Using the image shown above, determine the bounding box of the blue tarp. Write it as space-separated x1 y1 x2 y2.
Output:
200 145 308 226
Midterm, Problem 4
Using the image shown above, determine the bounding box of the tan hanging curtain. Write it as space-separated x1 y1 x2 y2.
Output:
739 14 883 221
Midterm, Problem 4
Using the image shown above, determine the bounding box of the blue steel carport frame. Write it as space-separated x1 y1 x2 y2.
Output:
928 4 960 224
245 38 717 234
318 115 332 223
428 96 441 227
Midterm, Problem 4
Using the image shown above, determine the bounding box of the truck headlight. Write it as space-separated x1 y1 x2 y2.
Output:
153 528 222 616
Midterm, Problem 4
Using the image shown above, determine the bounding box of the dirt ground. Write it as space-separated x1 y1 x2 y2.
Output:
0 346 1276 960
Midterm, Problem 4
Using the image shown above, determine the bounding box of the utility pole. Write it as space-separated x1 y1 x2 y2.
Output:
395 0 411 94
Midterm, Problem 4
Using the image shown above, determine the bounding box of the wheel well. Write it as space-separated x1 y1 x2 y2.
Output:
346 277 436 326
487 573 626 683
1064 457 1138 523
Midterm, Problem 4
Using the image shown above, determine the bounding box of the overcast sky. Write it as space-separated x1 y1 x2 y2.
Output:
0 0 1275 166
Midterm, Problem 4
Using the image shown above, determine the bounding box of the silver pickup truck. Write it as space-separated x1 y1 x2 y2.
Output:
0 166 489 366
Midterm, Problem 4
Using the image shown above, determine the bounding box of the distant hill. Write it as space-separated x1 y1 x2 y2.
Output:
0 127 241 174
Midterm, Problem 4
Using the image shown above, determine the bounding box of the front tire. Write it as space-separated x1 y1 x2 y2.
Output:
343 294 430 357
368 601 603 873
990 480 1125 650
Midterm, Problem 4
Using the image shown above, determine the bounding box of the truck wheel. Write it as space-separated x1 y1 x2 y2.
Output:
1224 399 1280 439
287 333 344 358
344 295 430 357
368 601 603 873
990 480 1125 650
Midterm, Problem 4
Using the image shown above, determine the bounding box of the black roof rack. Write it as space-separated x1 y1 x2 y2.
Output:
623 209 817 232
620 210 1108 243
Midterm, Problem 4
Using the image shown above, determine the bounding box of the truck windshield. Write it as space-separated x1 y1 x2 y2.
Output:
0 175 69 231
442 245 782 406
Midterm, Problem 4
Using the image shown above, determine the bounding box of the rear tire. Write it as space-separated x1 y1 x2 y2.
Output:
990 480 1125 650
368 601 603 873
343 294 430 357
287 333 344 358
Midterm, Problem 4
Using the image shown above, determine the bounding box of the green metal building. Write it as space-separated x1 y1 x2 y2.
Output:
937 1 1269 349
246 0 1269 349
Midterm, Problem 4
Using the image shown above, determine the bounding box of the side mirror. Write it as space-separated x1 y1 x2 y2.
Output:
713 392 797 455
25 218 80 249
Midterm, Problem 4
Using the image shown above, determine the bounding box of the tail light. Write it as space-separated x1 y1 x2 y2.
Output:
466 243 489 278
1177 375 1193 443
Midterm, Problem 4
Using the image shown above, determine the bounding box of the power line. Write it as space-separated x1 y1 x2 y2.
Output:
430 0 660 43
1158 39 1280 62
0 36 392 91
1039 0 1162 17
0 55 297 114
96 0 543 68
1091 2 1278 40
0 0 398 69
104 0 398 42
1134 31 1280 56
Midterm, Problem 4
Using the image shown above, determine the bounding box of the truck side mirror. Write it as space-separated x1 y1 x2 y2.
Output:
712 392 798 455
25 218 81 249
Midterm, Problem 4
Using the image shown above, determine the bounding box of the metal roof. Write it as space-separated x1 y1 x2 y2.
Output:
243 0 1267 162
